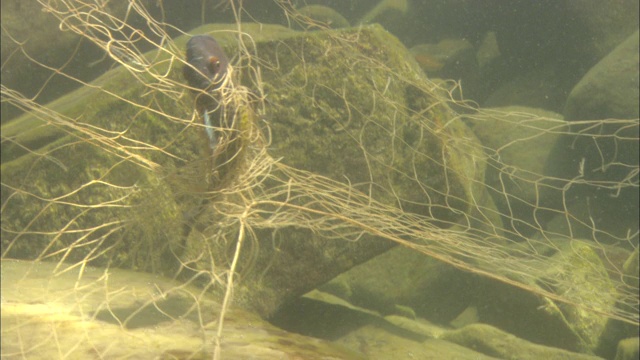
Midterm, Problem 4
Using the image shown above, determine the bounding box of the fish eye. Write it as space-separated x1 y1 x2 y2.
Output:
208 56 220 74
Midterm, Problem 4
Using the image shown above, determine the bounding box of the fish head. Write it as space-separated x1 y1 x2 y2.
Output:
183 35 229 91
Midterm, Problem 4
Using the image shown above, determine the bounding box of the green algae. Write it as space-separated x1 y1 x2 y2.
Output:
2 23 485 317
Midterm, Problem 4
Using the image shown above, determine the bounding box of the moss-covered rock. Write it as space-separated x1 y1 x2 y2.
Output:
253 23 484 223
179 23 487 316
1 26 210 272
2 23 485 317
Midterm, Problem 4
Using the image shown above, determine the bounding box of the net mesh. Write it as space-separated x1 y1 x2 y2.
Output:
1 0 638 358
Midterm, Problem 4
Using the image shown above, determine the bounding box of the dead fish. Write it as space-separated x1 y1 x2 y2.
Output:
183 35 230 149
183 35 229 90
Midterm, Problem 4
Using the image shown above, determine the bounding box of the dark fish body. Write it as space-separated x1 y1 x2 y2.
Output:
183 35 229 90
183 35 231 149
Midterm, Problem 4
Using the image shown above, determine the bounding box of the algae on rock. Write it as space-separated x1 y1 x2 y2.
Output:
2 23 486 317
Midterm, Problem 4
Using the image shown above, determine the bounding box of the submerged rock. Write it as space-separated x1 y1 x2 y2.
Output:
441 323 604 360
465 106 569 237
0 259 363 359
564 30 639 121
204 23 486 316
2 23 485 319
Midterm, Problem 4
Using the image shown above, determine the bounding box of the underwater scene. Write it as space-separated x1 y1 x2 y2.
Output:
1 1 638 359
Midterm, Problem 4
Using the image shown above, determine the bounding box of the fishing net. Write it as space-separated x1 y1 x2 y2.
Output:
1 0 638 358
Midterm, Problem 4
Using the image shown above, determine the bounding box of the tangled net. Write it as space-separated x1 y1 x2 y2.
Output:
1 0 638 358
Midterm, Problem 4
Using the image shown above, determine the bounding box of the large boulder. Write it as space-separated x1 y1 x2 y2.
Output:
183 23 486 315
2 23 485 317
465 106 568 237
1 259 362 359
553 30 639 246
564 30 640 121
